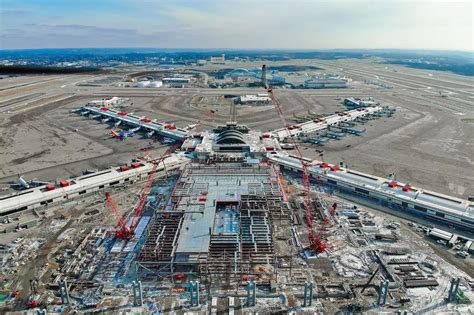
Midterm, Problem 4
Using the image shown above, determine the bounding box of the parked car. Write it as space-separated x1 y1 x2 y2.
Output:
456 251 469 258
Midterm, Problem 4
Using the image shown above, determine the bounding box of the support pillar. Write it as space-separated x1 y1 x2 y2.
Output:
132 281 143 306
447 278 461 303
59 279 70 305
246 281 256 307
377 280 389 305
234 251 238 273
303 281 313 307
189 281 200 306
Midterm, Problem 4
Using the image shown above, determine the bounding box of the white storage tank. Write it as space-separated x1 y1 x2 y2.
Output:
149 81 163 88
428 228 453 241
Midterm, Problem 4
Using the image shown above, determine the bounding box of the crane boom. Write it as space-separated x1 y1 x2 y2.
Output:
129 141 182 231
105 191 132 239
263 65 326 253
105 140 183 239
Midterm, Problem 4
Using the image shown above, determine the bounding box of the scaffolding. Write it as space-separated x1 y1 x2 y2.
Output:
136 161 291 292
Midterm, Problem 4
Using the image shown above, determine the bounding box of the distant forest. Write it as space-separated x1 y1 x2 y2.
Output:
0 48 472 76
0 65 101 75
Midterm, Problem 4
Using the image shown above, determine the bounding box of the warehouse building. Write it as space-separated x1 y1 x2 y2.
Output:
87 97 123 107
238 94 272 105
304 79 348 89
162 77 191 86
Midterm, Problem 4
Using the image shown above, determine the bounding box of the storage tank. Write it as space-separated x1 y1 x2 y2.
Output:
149 81 163 88
137 81 151 88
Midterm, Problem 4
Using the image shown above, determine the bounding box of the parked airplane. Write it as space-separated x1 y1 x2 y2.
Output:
9 176 50 190
339 121 357 127
320 131 344 140
111 130 134 140
119 131 134 140
82 169 98 175
330 126 365 135
185 124 198 130
110 130 120 138
299 137 328 145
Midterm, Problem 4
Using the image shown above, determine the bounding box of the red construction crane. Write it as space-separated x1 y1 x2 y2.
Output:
105 191 132 239
313 200 338 252
105 141 182 239
262 65 327 254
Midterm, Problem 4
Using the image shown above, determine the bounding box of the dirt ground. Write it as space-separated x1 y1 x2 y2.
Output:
0 59 472 199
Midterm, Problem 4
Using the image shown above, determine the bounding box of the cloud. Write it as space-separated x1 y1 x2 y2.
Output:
0 23 188 49
0 9 31 16
31 24 141 36
0 0 472 50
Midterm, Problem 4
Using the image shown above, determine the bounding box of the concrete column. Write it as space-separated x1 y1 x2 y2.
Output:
59 279 70 305
246 281 256 307
132 281 143 306
447 278 461 302
190 281 200 306
303 281 313 307
377 280 389 305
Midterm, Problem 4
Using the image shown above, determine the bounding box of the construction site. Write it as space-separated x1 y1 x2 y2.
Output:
0 60 473 314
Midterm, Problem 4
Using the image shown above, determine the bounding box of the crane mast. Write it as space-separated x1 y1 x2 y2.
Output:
263 65 326 253
105 191 132 239
105 140 182 239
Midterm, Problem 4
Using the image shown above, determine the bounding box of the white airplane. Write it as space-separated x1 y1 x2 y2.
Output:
83 169 98 175
90 114 101 119
101 117 111 123
9 176 50 190
114 121 122 127
185 124 198 130
129 127 141 133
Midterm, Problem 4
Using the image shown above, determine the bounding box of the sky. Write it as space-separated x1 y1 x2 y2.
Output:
0 0 472 51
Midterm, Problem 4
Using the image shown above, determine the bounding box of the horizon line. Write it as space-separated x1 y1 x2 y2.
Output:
1 47 473 54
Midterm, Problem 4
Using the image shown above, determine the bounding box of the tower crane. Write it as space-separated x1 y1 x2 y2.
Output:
262 65 327 253
105 141 182 239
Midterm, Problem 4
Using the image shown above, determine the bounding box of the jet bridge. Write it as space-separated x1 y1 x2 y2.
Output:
270 106 384 140
75 106 188 141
